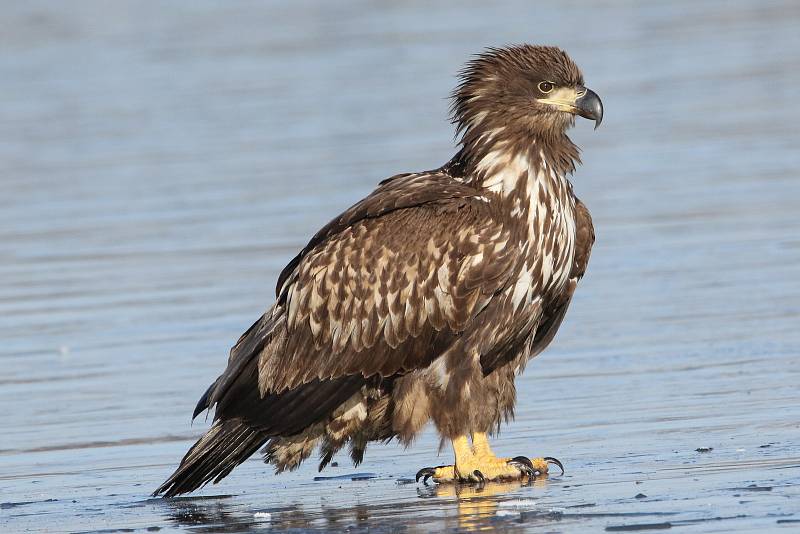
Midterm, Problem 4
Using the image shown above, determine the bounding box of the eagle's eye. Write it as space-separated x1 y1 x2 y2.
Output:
538 81 555 94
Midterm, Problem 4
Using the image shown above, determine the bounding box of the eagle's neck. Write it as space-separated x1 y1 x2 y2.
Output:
475 146 541 196
457 137 576 199
446 128 580 187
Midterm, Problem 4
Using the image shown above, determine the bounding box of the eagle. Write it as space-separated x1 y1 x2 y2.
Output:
154 44 602 497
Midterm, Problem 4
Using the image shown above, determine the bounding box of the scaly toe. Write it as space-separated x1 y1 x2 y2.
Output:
454 459 526 482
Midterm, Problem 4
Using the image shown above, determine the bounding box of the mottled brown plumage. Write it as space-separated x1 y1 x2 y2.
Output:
154 44 601 497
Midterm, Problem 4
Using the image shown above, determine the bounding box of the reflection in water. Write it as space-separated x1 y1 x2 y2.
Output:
431 479 550 532
159 479 550 532
161 496 262 533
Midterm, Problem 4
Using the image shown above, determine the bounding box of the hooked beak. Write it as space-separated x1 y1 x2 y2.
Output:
536 85 604 129
575 86 603 129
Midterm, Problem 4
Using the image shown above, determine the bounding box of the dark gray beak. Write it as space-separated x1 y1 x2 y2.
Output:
575 86 603 129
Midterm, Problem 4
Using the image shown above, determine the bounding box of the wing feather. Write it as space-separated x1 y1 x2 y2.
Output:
275 172 482 298
255 172 516 394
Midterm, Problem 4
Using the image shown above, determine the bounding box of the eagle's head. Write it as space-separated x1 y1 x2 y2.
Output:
451 45 603 145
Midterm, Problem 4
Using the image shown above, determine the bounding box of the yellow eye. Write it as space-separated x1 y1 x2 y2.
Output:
538 81 554 93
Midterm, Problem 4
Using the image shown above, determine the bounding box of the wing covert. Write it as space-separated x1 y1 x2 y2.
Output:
276 171 480 299
259 174 518 394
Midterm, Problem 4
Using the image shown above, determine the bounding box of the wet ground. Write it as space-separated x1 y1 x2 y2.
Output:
2 0 799 532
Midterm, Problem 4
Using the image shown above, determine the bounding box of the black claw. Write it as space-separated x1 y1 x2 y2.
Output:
509 456 534 470
472 470 486 483
507 456 536 480
544 456 565 476
415 467 436 484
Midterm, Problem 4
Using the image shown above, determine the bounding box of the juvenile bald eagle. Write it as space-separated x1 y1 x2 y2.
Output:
154 44 602 497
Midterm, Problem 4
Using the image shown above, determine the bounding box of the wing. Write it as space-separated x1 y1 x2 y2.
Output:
260 173 519 394
197 171 517 417
275 171 487 297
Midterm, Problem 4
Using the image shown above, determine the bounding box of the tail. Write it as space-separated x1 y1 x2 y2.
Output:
153 419 267 497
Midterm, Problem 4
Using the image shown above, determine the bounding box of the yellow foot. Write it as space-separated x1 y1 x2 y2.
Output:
416 459 520 483
458 454 531 482
415 433 564 485
415 456 563 484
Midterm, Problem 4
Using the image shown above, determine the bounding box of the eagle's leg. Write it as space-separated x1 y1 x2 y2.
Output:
471 432 563 478
416 434 562 484
415 436 470 483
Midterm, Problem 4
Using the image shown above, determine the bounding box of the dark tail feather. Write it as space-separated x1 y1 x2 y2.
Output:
153 419 267 498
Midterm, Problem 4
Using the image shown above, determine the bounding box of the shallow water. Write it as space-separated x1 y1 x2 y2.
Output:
2 0 799 532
